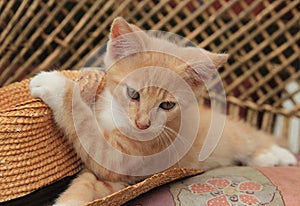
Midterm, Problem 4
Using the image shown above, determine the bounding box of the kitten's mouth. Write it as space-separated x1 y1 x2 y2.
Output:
116 120 164 142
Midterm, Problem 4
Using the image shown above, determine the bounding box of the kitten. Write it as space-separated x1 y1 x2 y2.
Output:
29 17 297 206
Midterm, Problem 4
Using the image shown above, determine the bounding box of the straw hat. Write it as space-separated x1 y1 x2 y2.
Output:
0 70 84 202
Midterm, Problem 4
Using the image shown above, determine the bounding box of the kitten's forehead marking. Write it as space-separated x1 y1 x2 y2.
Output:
140 87 175 101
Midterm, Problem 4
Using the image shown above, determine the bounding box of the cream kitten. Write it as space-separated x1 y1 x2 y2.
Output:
29 17 297 206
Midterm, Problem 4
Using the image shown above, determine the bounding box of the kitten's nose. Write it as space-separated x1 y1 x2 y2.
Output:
135 120 151 130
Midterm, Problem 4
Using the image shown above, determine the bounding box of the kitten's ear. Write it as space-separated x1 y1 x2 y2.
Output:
110 17 142 39
200 49 228 69
105 17 147 67
181 48 228 87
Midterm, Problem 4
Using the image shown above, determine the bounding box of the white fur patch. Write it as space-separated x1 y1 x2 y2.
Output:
250 145 297 167
98 108 115 132
97 89 131 132
250 150 279 167
29 71 66 109
271 145 297 166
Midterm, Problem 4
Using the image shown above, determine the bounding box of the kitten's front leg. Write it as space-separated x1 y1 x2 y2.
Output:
30 71 80 134
53 169 127 206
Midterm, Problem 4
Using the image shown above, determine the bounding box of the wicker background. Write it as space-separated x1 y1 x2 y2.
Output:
2 0 299 147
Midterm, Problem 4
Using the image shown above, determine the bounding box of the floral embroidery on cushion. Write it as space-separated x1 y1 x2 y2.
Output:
188 176 276 206
207 195 231 206
239 194 260 205
239 182 261 191
207 178 231 189
189 183 218 194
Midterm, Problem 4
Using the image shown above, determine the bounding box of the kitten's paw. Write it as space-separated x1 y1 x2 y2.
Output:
250 149 279 167
271 145 297 166
251 145 297 167
30 71 67 108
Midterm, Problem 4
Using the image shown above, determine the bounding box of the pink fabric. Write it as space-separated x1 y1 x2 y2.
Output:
256 155 300 206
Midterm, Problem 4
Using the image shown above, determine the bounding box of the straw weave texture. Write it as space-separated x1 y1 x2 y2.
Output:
87 168 203 206
0 71 83 202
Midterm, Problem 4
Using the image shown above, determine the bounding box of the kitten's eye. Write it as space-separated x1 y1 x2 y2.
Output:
127 87 140 101
159 101 176 111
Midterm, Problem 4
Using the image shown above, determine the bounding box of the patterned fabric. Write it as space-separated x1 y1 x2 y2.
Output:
188 176 275 205
126 167 286 206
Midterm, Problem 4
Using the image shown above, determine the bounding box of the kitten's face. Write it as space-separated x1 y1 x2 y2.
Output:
105 53 187 137
101 17 227 139
118 85 179 131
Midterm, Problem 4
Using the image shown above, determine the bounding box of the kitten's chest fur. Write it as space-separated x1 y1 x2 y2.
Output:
96 89 118 132
96 88 157 134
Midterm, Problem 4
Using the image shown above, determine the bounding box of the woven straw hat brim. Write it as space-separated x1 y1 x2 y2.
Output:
87 168 204 206
0 71 83 202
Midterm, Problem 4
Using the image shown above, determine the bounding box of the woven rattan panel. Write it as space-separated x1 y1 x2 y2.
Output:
0 0 298 104
0 1 299 141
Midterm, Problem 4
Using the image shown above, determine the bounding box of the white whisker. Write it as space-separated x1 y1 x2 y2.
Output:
160 130 177 165
163 126 190 146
